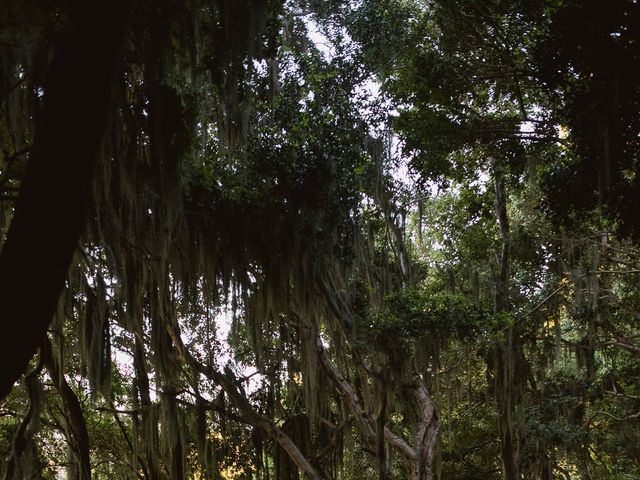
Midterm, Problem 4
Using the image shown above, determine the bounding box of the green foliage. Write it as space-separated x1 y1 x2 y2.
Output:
2 1 640 479
375 289 487 343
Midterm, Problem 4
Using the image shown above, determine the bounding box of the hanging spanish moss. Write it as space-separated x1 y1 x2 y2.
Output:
4 1 639 479
2 354 45 480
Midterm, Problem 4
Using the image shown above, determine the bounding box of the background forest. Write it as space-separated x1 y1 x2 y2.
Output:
1 0 640 479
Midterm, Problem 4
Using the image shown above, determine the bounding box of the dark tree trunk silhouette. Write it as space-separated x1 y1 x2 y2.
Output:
0 2 128 399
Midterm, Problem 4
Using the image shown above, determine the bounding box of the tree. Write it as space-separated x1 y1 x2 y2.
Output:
0 0 129 400
2 1 640 479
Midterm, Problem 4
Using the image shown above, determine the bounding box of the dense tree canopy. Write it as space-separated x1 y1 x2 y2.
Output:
1 1 640 479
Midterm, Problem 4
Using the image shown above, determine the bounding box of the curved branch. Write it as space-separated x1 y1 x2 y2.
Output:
176 333 323 480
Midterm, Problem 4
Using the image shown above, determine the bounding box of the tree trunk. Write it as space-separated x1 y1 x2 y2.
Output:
2 349 45 480
491 158 521 480
133 335 161 480
42 339 91 480
0 1 129 399
318 337 440 480
411 377 440 480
